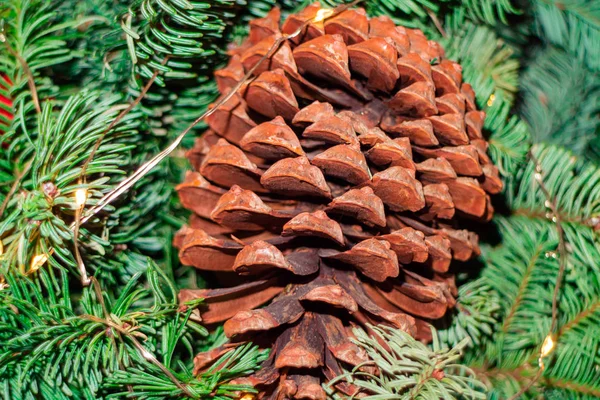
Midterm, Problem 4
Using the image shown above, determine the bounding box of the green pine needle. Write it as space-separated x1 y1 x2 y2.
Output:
325 325 487 399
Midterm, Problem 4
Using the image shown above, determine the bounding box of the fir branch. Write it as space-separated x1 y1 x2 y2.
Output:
0 91 143 275
465 146 600 398
121 0 242 86
532 0 600 72
105 343 268 399
0 262 265 399
436 279 501 348
505 145 600 226
486 100 531 177
520 48 600 158
325 325 487 399
443 9 520 108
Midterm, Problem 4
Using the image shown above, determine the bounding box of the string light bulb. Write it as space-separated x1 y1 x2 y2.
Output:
30 253 48 271
75 188 88 207
540 334 555 358
487 94 496 107
314 8 334 22
239 394 256 400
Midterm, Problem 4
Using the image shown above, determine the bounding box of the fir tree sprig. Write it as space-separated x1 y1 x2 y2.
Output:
520 48 600 159
436 279 501 348
531 0 600 72
0 262 267 399
324 325 487 399
464 145 600 399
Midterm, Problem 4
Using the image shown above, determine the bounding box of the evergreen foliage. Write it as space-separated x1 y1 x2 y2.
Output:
532 0 600 72
0 263 267 399
325 325 487 399
0 0 599 398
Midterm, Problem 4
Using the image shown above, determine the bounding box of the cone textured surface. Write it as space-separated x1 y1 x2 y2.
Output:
175 4 502 397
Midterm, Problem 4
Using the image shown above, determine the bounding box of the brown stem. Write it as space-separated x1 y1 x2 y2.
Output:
0 158 33 219
543 377 600 397
558 299 600 338
73 203 91 286
505 367 544 400
72 60 166 286
504 149 570 400
426 7 447 39
530 152 568 335
500 246 543 333
512 208 595 228
77 58 167 185
82 313 195 398
2 41 41 114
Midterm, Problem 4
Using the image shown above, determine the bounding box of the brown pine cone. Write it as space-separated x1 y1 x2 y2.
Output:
175 4 502 398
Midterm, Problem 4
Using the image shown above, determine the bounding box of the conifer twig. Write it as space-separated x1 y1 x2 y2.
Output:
77 57 168 184
0 158 32 219
426 6 447 38
72 59 166 286
81 313 196 398
506 149 568 400
0 39 41 114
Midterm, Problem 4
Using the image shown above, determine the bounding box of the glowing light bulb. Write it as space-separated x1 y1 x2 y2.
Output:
75 189 88 207
140 348 153 360
30 254 48 271
540 334 555 358
239 394 255 400
487 94 496 107
314 8 334 23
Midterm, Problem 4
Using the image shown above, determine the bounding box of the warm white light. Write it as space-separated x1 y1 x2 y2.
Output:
540 334 555 358
140 348 154 360
314 8 334 23
30 254 48 271
75 189 88 207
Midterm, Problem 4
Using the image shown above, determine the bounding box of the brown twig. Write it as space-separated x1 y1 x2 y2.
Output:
72 58 167 285
0 158 33 219
505 368 545 400
506 148 568 400
73 199 91 286
82 313 195 398
77 57 168 185
1 39 41 114
426 7 447 38
531 153 568 334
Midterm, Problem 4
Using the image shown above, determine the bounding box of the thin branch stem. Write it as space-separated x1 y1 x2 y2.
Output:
1 41 41 114
77 57 168 186
72 59 166 286
426 7 447 38
82 313 195 398
505 367 544 400
505 149 569 400
0 158 33 219
73 203 91 286
530 153 568 334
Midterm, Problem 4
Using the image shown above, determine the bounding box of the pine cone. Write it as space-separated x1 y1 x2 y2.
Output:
176 4 502 398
